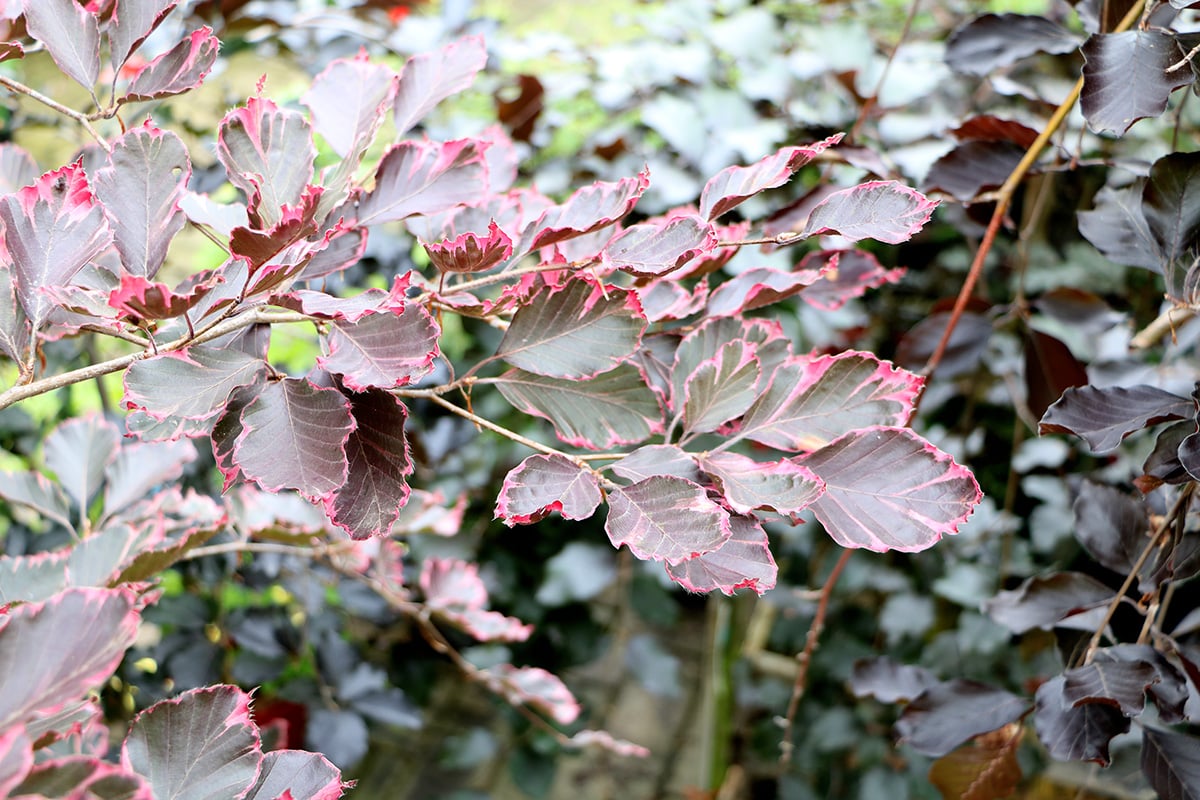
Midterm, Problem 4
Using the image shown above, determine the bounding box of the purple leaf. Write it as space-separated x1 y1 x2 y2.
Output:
1142 728 1200 800
1077 182 1162 271
636 278 708 323
211 384 256 491
1039 384 1193 453
0 587 139 731
680 340 760 434
849 657 940 703
393 35 488 136
895 680 1030 758
945 13 1080 76
216 96 315 229
0 470 73 532
318 304 440 391
121 26 219 102
13 756 151 799
1142 151 1200 272
983 572 1114 633
0 160 112 327
526 169 650 250
271 288 388 322
485 664 580 725
43 413 120 510
699 452 824 515
93 124 191 279
104 439 196 514
699 135 843 220
1062 660 1159 716
303 53 398 159
0 726 31 796
565 730 650 758
1034 676 1129 765
736 352 922 452
109 273 218 321
108 0 177 72
799 249 906 311
671 317 791 405
604 213 717 277
1074 481 1155 587
802 181 938 244
804 427 982 552
296 226 368 281
324 389 413 540
245 749 345 800
232 378 354 502
0 269 26 363
123 345 267 434
121 685 262 800
495 365 663 450
229 185 322 271
705 266 828 316
605 476 731 565
23 0 99 92
497 277 645 379
421 559 533 643
1081 31 1194 135
610 445 700 483
495 454 603 526
922 139 1026 202
425 220 512 273
356 139 487 226
665 514 778 595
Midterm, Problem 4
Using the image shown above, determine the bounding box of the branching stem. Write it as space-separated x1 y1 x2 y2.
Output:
0 75 109 150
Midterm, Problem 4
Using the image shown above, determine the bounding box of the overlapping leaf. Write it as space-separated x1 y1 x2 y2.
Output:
495 454 603 525
245 749 345 800
425 220 512 273
983 572 1114 633
0 264 28 363
603 214 716 277
1142 151 1200 271
525 169 649 250
1034 676 1129 765
699 452 824 515
421 559 533 643
610 445 700 483
0 470 73 532
801 181 937 244
1039 384 1192 452
798 249 906 311
393 36 488 136
123 345 267 436
804 427 981 552
43 413 120 511
303 53 398 159
485 664 580 725
103 438 197 514
318 304 440 391
1081 31 1195 135
356 139 487 226
108 0 177 72
679 340 760 434
121 27 219 103
665 514 778 595
216 97 315 229
895 680 1029 758
1078 181 1162 270
605 476 731 564
928 725 1023 800
497 278 644 379
1062 660 1158 716
699 135 842 220
1142 728 1200 800
705 266 828 317
23 0 99 92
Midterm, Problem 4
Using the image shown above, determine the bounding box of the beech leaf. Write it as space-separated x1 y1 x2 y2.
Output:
303 54 398 159
318 304 440 391
799 249 906 311
849 657 940 703
1142 728 1200 800
425 220 513 273
526 169 650 250
1039 384 1193 453
495 454 603 525
121 27 220 103
610 445 701 483
1081 31 1195 135
123 345 267 434
23 0 99 92
895 680 1029 758
1077 182 1163 271
604 214 717 277
108 0 177 72
680 340 761 434
699 452 824 515
983 572 1114 633
1062 660 1159 716
421 559 532 643
393 36 488 136
801 181 938 244
356 139 488 226
928 724 1023 800
1142 151 1200 271
216 97 316 229
43 414 120 511
699 135 843 220
605 476 732 565
486 664 580 725
945 13 1080 76
1034 676 1129 765
665 514 778 595
245 750 344 800
705 266 828 316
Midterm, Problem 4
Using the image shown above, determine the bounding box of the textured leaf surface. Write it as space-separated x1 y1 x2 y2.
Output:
303 54 398 159
804 427 981 552
1039 384 1192 452
610 445 700 483
736 352 921 452
245 749 344 800
0 265 28 363
526 169 649 250
1142 151 1200 271
324 389 412 540
1062 660 1158 716
1077 182 1162 270
498 278 644 379
1034 676 1129 765
680 340 760 434
0 161 112 326
1073 481 1152 583
849 657 940 703
604 214 716 277
233 378 354 501
605 476 731 564
486 665 580 725
983 572 1114 633
43 414 120 510
123 346 266 432
122 27 219 102
425 220 512 273
122 685 261 800
23 0 99 91
929 725 1023 800
108 0 176 71
699 135 842 220
699 452 824 515
495 365 662 449
496 454 603 525
356 139 487 226
705 266 827 316
665 514 778 595
799 249 906 311
945 13 1080 76
393 36 487 136
1081 31 1194 135
0 726 31 797
1142 728 1200 800
895 680 1029 758
802 181 937 244
318 305 440 391
0 587 139 731
217 97 315 229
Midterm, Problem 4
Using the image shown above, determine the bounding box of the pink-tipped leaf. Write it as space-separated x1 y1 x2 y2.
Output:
495 454 603 526
121 27 219 102
801 181 938 244
217 97 315 229
23 0 99 93
393 36 488 136
699 134 843 220
605 476 732 565
356 138 488 226
317 304 440 391
666 514 778 595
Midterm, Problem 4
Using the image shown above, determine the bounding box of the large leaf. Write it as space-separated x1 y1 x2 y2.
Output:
216 97 315 229
318 304 440 391
1034 676 1129 765
895 680 1029 758
123 345 267 435
244 749 345 800
605 476 731 565
1142 151 1200 271
324 389 412 540
13 757 152 799
0 726 31 797
497 278 645 379
122 685 262 800
610 445 701 483
23 0 99 92
803 427 981 552
1062 660 1159 716
928 725 1023 800
699 135 842 220
0 160 112 326
982 572 1114 633
43 414 120 511
0 470 73 532
735 352 922 452
121 27 220 102
603 214 717 277
0 587 139 731
1039 384 1193 452
679 340 761 435
1077 182 1163 271
355 139 487 226
525 169 650 250
922 139 1026 202
108 0 177 72
393 35 488 136
232 378 354 502
801 181 937 244
945 13 1080 76
494 365 663 449
495 454 603 525
699 452 824 516
93 124 191 279
664 514 778 595
1142 728 1200 800
1081 31 1195 135
303 53 398 159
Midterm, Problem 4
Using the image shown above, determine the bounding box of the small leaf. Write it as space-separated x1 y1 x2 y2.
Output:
799 249 906 311
1081 31 1195 135
802 181 938 244
1039 384 1193 452
945 13 1080 76
679 341 760 435
923 140 1026 202
1034 675 1129 765
1078 181 1162 271
700 452 824 516
983 572 1113 633
526 169 650 250
356 139 487 226
485 664 580 725
109 273 218 321
421 559 532 643
604 213 717 277
605 476 731 565
849 657 940 703
245 750 345 800
23 0 100 92
318 304 440 392
393 35 488 135
804 427 981 552
610 445 700 483
425 220 512 273
1142 151 1200 273
895 680 1029 758
665 514 778 595
1074 481 1154 585
497 277 645 379
495 454 603 526
121 27 220 102
108 0 177 72
216 96 315 229
1142 727 1200 800
699 135 843 220
705 266 828 316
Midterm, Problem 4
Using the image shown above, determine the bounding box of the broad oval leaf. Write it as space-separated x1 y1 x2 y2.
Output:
356 139 487 226
495 454 603 526
699 452 825 516
799 248 906 311
123 345 267 435
1077 181 1162 271
849 657 940 703
705 266 827 317
23 0 99 92
104 438 197 514
1062 660 1159 716
526 169 650 251
1034 676 1129 765
245 749 345 800
801 181 938 244
605 476 731 565
1142 728 1200 800
121 27 220 103
895 680 1029 758
803 427 981 553
0 587 139 731
497 278 645 379
0 470 73 532
318 304 440 391
1039 384 1193 453
665 514 778 595
121 685 262 800
1081 31 1195 135
216 96 315 229
681 340 761 435
1142 151 1200 272
494 365 663 450
604 214 717 277
303 54 398 159
699 135 843 220
945 13 1080 76
393 36 488 136
43 413 120 511
232 378 355 502
983 572 1114 633
610 444 700 483
486 664 580 725
108 0 176 72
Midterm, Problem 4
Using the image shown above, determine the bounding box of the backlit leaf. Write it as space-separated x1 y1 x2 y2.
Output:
802 181 938 244
895 680 1029 758
804 427 981 552
121 27 219 102
699 452 824 515
216 96 315 229
605 476 731 564
665 514 778 595
303 53 398 159
43 414 120 511
356 139 487 226
393 36 488 136
485 665 580 725
495 454 603 526
699 135 842 220
1039 384 1193 452
318 304 440 391
23 0 99 92
498 278 645 379
1081 31 1194 135
245 750 345 800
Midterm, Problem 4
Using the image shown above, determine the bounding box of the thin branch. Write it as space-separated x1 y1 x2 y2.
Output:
0 75 109 150
1167 39 1200 72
